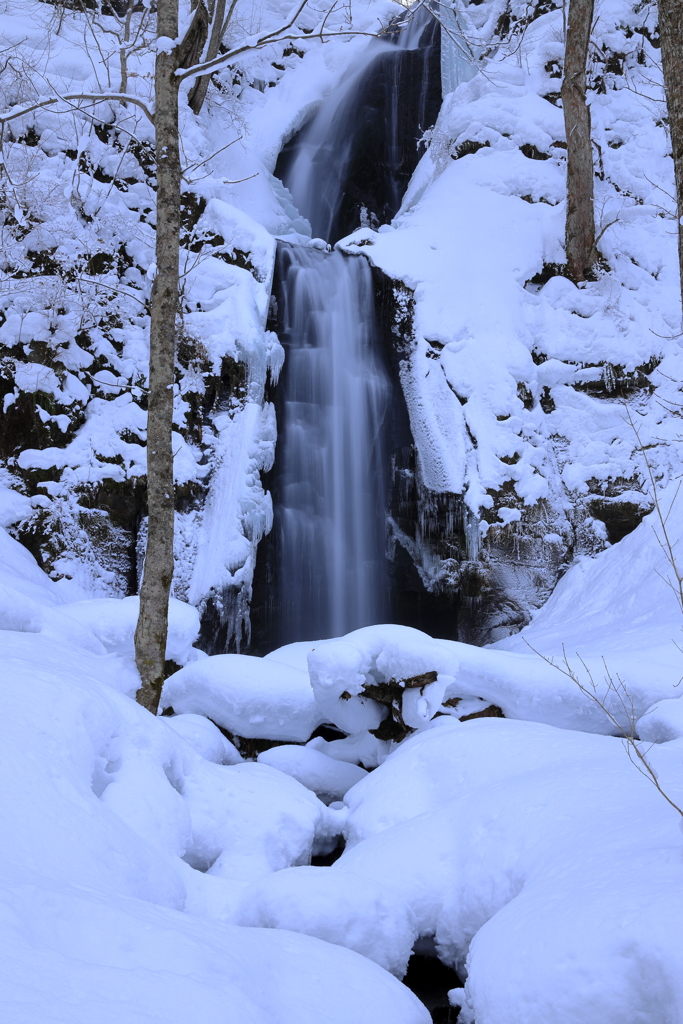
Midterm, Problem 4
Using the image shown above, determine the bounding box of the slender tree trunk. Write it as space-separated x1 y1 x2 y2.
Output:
562 0 595 282
135 0 180 713
658 0 683 319
188 0 227 114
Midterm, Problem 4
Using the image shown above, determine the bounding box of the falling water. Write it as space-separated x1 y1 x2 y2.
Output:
281 8 441 244
274 245 390 642
257 6 441 646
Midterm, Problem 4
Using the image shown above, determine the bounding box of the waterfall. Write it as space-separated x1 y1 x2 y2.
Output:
250 6 442 649
278 7 441 244
274 245 390 642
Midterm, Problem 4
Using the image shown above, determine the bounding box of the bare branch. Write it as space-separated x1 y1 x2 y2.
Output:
524 638 683 819
0 91 154 127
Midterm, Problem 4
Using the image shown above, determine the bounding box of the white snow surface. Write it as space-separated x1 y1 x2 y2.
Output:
258 744 368 801
165 713 244 764
160 652 325 741
0 524 428 1024
2 452 683 1023
638 698 683 744
243 716 683 1023
236 865 418 976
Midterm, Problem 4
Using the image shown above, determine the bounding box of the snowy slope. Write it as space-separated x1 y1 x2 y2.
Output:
2 442 683 1023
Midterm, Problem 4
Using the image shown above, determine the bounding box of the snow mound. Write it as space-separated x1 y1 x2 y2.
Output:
0 590 431 1024
308 624 456 734
264 638 330 672
340 718 683 1022
258 744 367 801
252 716 683 1021
164 713 243 764
160 653 324 741
1 881 430 1024
637 697 683 743
61 595 200 664
237 865 418 977
0 483 32 528
306 729 391 768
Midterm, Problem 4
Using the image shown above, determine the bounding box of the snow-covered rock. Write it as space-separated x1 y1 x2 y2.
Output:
637 697 683 743
160 653 324 741
307 624 457 735
247 715 683 1022
257 744 367 801
164 713 243 764
0 534 427 1023
236 865 418 976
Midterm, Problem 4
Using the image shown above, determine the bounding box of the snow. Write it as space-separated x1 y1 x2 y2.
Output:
297 491 683 736
164 713 243 764
258 744 367 801
2 0 683 1020
237 865 418 976
308 624 456 734
638 698 683 743
61 595 200 664
160 651 324 741
0 523 428 1024
251 717 683 1024
2 444 683 1022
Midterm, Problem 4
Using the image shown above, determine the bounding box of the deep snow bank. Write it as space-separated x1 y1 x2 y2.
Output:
2 448 683 1023
240 716 683 1023
0 524 428 1023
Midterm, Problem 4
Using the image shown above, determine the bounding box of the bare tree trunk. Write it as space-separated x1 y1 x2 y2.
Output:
134 0 180 713
658 0 683 319
562 0 595 282
188 0 228 114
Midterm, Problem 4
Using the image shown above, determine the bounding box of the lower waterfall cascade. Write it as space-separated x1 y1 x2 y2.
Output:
270 244 390 645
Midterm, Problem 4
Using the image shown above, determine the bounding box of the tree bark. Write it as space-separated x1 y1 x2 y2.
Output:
562 0 595 282
134 0 180 714
188 0 227 114
658 0 683 319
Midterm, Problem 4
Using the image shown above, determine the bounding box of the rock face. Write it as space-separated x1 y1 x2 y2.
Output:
372 266 653 646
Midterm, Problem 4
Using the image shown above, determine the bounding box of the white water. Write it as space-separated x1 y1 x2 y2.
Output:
283 40 395 242
284 7 437 242
275 245 390 641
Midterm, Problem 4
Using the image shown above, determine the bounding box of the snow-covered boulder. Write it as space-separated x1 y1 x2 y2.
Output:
163 713 242 764
306 729 391 768
307 624 457 737
340 717 683 1022
258 744 367 801
233 715 683 1021
179 760 336 885
160 653 324 741
236 865 418 977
